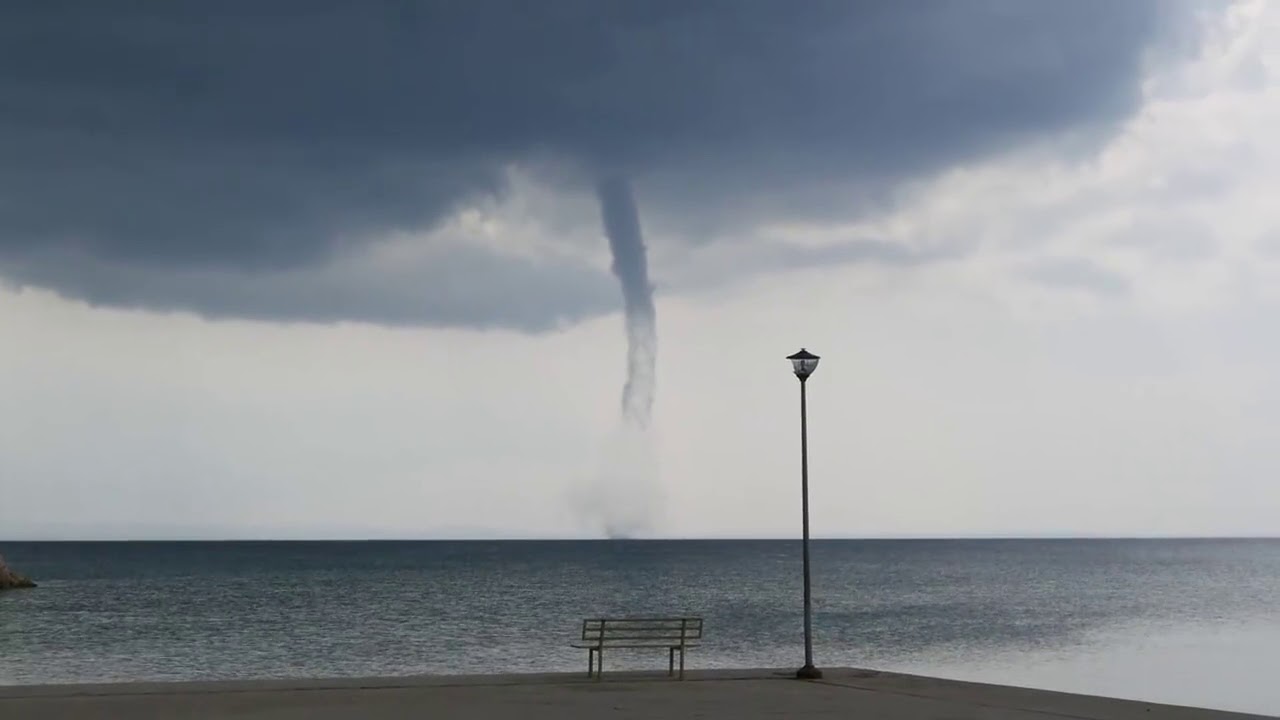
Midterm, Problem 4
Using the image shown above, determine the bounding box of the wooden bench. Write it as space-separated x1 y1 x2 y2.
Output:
571 617 703 680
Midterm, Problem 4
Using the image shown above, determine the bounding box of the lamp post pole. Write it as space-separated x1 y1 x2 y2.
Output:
787 348 822 680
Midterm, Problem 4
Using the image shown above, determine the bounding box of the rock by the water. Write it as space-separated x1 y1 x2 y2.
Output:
0 554 36 590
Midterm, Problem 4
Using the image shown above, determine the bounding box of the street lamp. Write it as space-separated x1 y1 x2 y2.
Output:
787 348 822 680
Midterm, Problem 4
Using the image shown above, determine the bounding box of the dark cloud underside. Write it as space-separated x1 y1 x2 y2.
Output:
0 1 1189 327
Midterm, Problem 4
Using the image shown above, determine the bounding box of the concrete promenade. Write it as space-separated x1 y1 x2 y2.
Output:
1 668 1272 719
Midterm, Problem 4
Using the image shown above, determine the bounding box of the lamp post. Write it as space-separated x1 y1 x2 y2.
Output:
787 348 822 680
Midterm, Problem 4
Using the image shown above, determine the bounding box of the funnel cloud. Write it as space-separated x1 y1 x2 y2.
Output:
589 178 660 537
598 178 657 427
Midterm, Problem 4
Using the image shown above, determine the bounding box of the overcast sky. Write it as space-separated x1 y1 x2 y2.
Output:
2 0 1277 540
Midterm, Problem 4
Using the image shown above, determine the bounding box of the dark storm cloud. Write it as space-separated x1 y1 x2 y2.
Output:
0 1 1191 327
3 244 617 330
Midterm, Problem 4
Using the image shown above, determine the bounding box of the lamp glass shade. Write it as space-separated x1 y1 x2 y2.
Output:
787 348 820 379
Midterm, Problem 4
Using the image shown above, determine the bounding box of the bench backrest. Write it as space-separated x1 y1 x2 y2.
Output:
580 617 703 647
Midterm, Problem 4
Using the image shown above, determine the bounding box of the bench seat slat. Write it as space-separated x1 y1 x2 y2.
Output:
586 630 706 635
583 626 701 630
572 642 701 648
585 625 698 630
585 628 697 633
583 617 701 622
585 629 698 634
578 635 696 640
584 628 700 633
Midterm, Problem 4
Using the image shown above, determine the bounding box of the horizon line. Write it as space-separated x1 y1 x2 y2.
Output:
4 534 1279 543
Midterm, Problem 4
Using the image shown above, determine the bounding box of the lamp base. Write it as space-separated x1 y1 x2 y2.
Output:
795 665 823 680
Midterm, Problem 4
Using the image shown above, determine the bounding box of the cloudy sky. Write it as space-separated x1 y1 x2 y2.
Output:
2 0 1277 540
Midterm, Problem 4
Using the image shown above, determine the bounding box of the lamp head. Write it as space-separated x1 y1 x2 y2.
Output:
787 348 820 380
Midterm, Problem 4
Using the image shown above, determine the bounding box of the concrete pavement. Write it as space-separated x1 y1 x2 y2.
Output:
2 668 1272 719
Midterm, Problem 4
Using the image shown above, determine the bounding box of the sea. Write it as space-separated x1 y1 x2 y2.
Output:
2 539 1278 715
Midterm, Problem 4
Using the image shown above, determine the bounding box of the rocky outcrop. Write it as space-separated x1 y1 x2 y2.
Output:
0 554 36 590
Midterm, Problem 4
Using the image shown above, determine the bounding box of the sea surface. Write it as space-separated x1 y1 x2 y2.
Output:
2 539 1278 715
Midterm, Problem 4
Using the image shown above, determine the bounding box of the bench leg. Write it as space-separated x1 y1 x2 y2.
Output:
668 647 675 677
679 646 685 680
597 650 604 682
588 648 595 678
